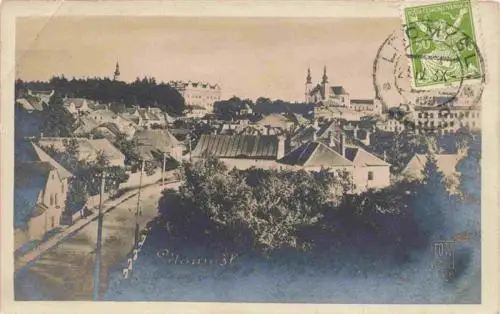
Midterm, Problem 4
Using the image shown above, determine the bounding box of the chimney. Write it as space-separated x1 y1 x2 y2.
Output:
266 125 271 135
40 132 44 138
88 133 94 140
354 125 359 139
328 131 335 147
313 119 319 129
339 132 346 157
277 136 285 160
313 131 317 142
365 130 371 146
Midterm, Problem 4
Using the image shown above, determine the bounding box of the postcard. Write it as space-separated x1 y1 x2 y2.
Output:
1 0 499 313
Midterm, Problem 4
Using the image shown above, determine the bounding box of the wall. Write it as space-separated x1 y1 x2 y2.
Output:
40 170 66 225
182 85 221 111
27 205 63 241
216 158 282 170
353 165 390 192
14 229 30 251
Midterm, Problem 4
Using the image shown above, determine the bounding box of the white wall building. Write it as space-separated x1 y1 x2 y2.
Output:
169 80 221 113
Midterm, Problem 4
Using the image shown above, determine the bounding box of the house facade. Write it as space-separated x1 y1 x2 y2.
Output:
63 98 92 116
133 129 183 162
14 142 73 250
169 80 222 113
184 105 208 119
38 137 126 167
16 90 55 113
279 131 390 193
410 106 481 134
402 153 462 180
120 106 168 128
376 117 407 133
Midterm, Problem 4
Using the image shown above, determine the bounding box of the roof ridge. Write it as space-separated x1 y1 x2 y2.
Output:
302 142 319 167
354 146 389 166
322 142 354 164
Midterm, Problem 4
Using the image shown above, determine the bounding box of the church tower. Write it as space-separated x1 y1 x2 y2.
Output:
113 62 121 81
322 66 330 100
305 67 313 103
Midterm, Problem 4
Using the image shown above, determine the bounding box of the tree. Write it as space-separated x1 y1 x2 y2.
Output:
159 158 354 253
213 97 253 121
39 94 76 137
15 104 41 140
15 77 186 117
412 152 450 242
60 138 80 172
113 133 141 167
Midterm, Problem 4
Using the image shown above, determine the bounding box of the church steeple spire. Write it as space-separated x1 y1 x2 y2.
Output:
306 67 312 84
322 65 328 84
113 61 120 81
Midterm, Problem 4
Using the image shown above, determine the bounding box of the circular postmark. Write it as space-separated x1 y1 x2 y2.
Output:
373 20 485 133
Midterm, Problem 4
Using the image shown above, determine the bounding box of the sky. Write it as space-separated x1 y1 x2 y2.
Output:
16 17 399 102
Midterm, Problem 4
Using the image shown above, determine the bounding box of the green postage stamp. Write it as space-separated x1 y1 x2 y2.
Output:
404 0 482 89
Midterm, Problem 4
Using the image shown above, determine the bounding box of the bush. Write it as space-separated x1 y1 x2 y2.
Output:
158 158 353 253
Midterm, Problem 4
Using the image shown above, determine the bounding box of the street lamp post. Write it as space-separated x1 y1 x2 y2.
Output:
92 171 106 301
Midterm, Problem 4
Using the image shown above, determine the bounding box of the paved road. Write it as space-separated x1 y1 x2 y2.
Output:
14 181 180 300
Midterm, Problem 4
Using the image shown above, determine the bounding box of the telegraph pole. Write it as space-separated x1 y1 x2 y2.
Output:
134 160 145 247
92 171 106 301
188 133 192 161
162 153 166 186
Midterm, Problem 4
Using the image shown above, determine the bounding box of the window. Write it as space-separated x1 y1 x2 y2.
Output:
55 194 58 206
61 183 64 193
418 113 422 118
368 171 374 181
430 113 434 119
51 216 55 228
50 194 54 205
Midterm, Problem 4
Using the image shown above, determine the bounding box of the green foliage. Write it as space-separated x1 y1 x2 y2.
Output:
15 103 41 140
43 140 129 214
411 152 451 241
213 97 254 120
38 94 76 137
254 97 314 116
16 76 186 116
65 179 87 213
369 130 427 173
159 158 352 252
113 133 141 167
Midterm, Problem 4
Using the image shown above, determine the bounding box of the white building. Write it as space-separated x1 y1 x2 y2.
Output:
279 131 390 193
169 80 221 113
410 106 481 134
305 67 382 121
